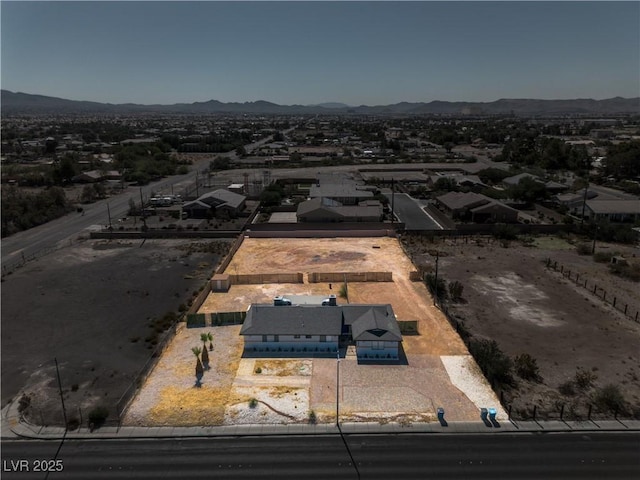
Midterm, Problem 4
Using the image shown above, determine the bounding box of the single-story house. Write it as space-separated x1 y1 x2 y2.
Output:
182 189 246 219
296 197 383 223
309 173 375 205
72 169 122 183
436 191 519 223
584 200 640 223
240 298 402 360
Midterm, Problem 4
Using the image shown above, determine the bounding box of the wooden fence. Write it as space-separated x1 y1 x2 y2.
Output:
228 273 304 285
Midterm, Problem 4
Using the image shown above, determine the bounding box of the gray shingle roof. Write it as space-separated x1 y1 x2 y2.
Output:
240 304 401 341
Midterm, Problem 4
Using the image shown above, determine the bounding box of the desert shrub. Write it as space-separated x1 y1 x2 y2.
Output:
88 406 109 428
308 410 317 424
593 251 613 263
514 353 542 382
468 338 514 387
559 380 576 396
574 367 597 390
493 224 518 241
425 274 448 301
17 394 31 413
576 243 592 255
67 418 80 430
254 367 262 374
448 280 464 302
593 384 627 414
249 398 258 409
609 262 640 282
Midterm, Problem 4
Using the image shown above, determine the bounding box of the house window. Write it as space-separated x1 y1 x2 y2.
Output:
372 341 384 350
305 335 312 339
320 335 326 342
262 335 268 342
273 335 279 342
294 335 300 339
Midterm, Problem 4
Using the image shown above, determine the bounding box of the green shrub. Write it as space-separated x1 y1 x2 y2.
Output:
559 380 576 396
254 367 262 374
88 406 109 428
468 339 514 387
514 353 542 382
593 251 613 263
249 398 258 409
576 243 592 255
574 367 597 390
308 410 317 424
425 274 448 301
448 280 464 302
593 384 627 414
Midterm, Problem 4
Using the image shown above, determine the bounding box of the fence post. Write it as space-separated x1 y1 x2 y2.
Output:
508 405 512 421
560 265 564 274
593 284 597 294
576 273 579 283
532 405 537 422
624 304 628 315
635 311 638 322
613 297 616 308
560 404 564 421
584 279 588 288
587 404 592 420
603 291 606 301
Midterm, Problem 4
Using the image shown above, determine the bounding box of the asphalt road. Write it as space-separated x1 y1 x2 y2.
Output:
2 432 639 479
385 192 442 230
1 130 295 274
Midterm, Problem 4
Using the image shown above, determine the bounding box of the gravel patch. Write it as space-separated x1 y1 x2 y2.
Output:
440 355 506 420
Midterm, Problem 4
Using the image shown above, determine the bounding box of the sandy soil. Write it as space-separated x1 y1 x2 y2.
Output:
125 236 501 426
1 239 228 426
402 234 640 420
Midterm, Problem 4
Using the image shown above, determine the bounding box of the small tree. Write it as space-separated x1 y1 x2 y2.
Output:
192 346 204 384
206 332 214 351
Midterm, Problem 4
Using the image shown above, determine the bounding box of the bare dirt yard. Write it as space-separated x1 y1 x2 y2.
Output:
1 239 230 427
401 233 640 421
126 237 504 426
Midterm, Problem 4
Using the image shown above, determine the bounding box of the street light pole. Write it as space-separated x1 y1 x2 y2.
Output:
433 251 440 306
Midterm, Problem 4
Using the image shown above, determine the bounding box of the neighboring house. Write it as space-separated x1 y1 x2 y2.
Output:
428 174 487 190
309 173 375 205
182 189 246 219
240 298 402 361
556 189 599 213
502 172 541 188
436 191 519 223
72 170 121 183
584 200 640 223
297 197 383 223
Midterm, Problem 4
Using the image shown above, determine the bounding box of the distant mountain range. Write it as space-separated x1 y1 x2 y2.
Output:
2 90 638 116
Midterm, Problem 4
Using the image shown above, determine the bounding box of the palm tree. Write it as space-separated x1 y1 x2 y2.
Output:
192 346 204 386
199 334 210 369
206 332 214 351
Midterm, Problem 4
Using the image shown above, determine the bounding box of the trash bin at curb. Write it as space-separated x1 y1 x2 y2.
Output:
437 408 445 421
488 408 497 422
480 408 488 422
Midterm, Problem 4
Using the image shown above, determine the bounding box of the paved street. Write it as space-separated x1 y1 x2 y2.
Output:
2 432 639 479
385 192 443 230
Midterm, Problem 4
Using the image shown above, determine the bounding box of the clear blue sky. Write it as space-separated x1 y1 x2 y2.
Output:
1 1 638 105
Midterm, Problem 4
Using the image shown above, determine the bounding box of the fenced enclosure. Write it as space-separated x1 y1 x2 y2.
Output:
228 272 304 285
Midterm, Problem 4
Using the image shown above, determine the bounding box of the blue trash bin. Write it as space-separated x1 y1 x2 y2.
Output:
488 408 497 421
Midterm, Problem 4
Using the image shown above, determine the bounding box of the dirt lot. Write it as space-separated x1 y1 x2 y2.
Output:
401 233 640 420
1 239 229 426
125 237 502 426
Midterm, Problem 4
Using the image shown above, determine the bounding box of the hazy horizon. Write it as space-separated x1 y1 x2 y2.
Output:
2 1 638 105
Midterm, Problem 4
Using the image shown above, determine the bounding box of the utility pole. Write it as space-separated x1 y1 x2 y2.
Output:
433 251 440 306
336 351 340 427
391 178 395 223
106 202 112 230
54 358 68 429
580 177 590 227
592 224 599 254
139 188 147 229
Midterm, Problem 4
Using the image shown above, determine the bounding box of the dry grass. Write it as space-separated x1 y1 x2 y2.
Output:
254 360 311 377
